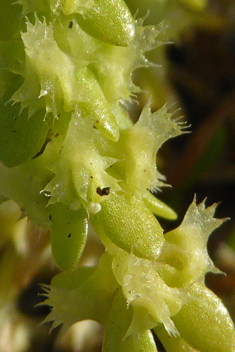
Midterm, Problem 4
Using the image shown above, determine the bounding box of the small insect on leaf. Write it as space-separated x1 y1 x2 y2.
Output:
96 187 111 196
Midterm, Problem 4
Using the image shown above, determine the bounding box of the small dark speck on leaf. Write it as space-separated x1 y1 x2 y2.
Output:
68 21 73 28
68 233 71 238
96 186 110 196
49 214 52 221
32 137 51 159
12 130 16 132
59 147 63 154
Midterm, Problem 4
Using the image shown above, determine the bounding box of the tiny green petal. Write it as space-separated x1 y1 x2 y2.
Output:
143 191 177 220
76 67 119 142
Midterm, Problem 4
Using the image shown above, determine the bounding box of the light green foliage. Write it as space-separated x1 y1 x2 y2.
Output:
73 0 135 46
157 197 225 287
115 103 185 193
49 202 88 270
75 67 120 141
102 288 158 352
172 282 235 352
43 114 121 208
102 287 134 351
91 192 165 260
0 66 51 167
0 0 235 351
0 102 50 167
154 324 197 352
0 157 52 226
143 191 177 220
43 253 119 330
111 247 189 336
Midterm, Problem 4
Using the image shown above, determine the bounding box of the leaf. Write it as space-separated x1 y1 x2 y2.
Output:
91 192 164 260
0 103 50 168
76 67 119 142
102 287 133 352
102 287 159 352
49 202 88 271
0 0 22 40
74 0 135 46
154 324 198 352
159 197 226 285
143 191 177 220
0 71 51 168
43 253 119 333
172 282 235 352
